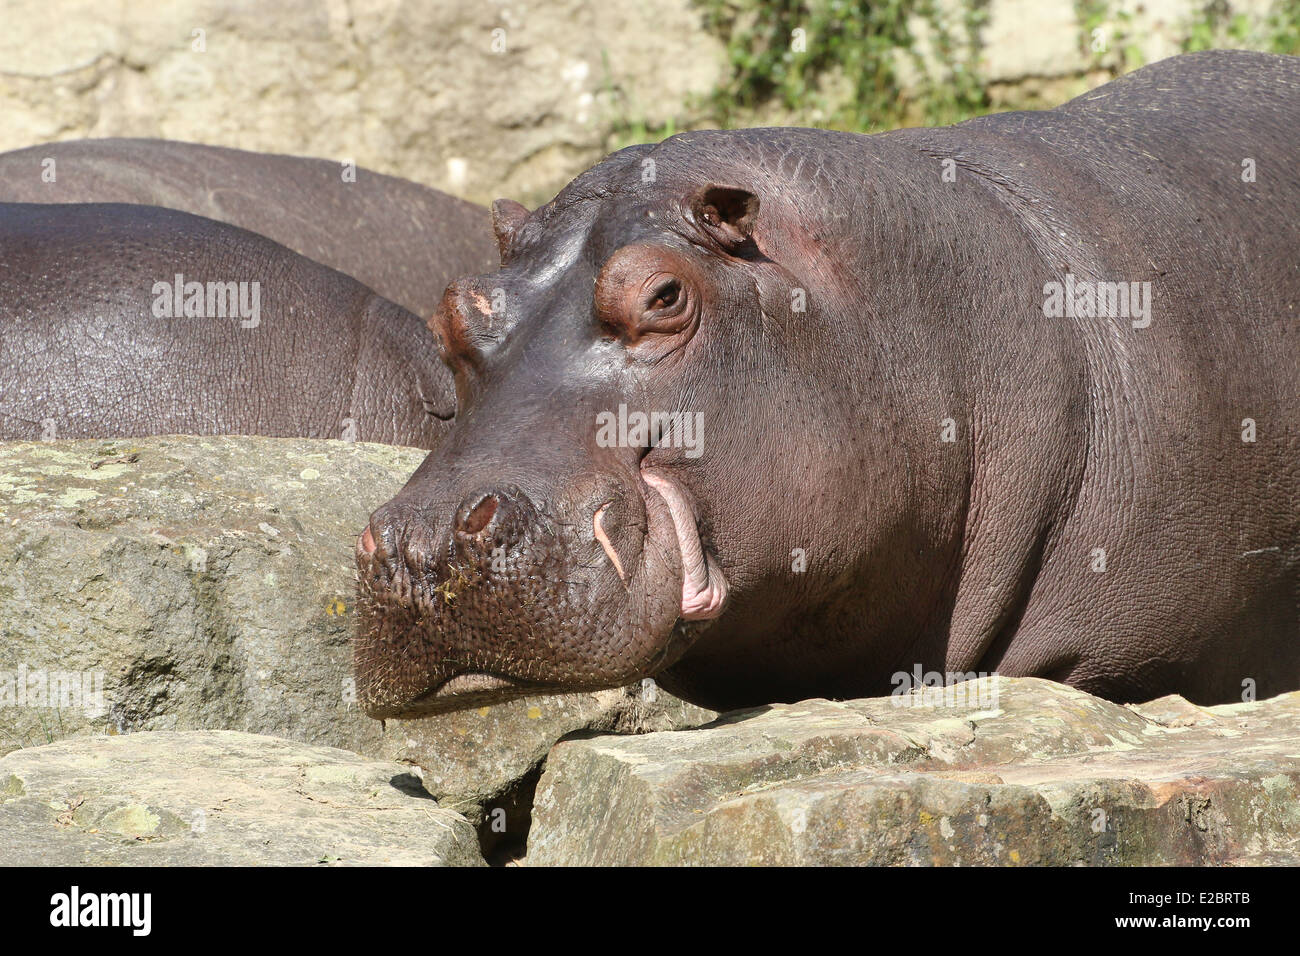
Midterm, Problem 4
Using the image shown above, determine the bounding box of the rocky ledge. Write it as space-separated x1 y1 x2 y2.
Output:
529 677 1300 865
0 730 482 865
1 679 1296 866
1 436 1296 865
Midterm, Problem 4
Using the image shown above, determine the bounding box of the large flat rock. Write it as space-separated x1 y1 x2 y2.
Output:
527 677 1300 865
0 730 484 865
382 681 715 817
0 436 415 757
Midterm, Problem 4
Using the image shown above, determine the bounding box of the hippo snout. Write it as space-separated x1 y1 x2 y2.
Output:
356 485 533 614
364 484 532 560
451 486 541 557
351 471 691 719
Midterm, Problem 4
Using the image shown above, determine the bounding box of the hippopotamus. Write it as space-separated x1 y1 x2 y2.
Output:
0 202 452 447
0 138 496 316
353 50 1300 717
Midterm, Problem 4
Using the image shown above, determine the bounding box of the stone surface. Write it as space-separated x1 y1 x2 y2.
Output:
0 436 415 757
4 436 1296 866
527 677 1300 865
0 0 726 207
0 730 484 865
0 0 1283 207
0 435 713 818
379 680 716 816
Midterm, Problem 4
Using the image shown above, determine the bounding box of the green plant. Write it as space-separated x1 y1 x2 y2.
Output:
916 0 993 125
1264 0 1300 52
1075 0 1143 71
615 0 1300 145
1182 0 1252 52
694 0 990 132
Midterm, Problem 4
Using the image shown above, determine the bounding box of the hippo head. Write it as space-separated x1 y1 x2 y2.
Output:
354 131 967 717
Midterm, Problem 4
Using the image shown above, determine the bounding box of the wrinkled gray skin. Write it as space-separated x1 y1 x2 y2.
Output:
0 138 497 317
0 202 454 447
354 50 1300 715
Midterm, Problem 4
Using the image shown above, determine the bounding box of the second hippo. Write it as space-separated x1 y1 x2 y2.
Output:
0 138 497 317
0 202 453 447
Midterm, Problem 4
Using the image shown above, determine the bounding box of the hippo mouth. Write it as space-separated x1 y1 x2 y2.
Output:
353 462 728 720
403 672 535 713
639 468 728 620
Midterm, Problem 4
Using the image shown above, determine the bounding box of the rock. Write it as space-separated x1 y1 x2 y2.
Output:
0 436 417 757
527 677 1300 865
383 679 716 863
0 730 484 865
980 0 1089 82
1 0 1280 207
10 435 1294 866
380 680 716 817
0 435 713 824
0 0 725 207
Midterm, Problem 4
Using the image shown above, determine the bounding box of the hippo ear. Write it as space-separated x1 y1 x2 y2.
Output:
491 199 530 258
690 185 759 252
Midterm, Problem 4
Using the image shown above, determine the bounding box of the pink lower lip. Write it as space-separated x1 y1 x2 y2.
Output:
433 673 516 698
641 469 727 620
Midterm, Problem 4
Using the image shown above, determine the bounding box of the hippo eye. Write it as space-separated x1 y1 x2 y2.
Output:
640 274 687 318
649 279 680 311
594 246 699 348
628 274 692 338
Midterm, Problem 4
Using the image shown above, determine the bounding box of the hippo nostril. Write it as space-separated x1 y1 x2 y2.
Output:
457 494 499 536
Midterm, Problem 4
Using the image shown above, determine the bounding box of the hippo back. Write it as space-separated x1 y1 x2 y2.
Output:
0 202 454 448
0 139 497 317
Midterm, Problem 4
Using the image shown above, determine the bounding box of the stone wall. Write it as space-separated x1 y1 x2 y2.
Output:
0 0 725 207
0 0 1289 212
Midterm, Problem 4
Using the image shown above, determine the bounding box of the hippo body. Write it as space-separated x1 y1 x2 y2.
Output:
0 202 453 447
354 50 1300 716
0 138 497 317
